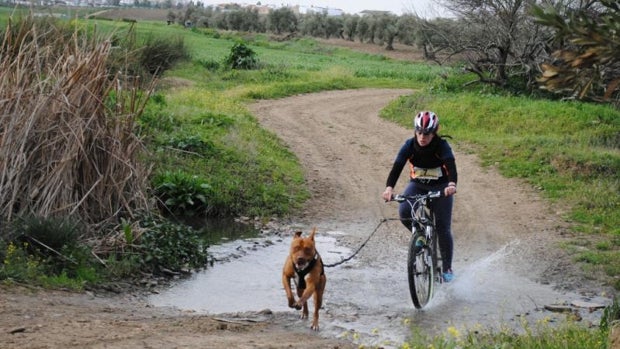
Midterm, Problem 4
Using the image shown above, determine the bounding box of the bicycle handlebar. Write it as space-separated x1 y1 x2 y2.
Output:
390 190 442 203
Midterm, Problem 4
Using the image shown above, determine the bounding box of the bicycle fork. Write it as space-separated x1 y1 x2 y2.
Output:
416 225 444 284
413 227 433 268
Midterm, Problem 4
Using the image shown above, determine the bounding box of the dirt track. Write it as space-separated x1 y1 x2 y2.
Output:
0 89 610 349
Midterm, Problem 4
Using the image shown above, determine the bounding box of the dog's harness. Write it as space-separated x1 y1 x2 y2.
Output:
293 253 324 289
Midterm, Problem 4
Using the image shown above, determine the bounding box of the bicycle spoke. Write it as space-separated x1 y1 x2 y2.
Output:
408 235 434 308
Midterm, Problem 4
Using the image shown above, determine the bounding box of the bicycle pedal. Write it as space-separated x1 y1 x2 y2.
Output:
414 236 426 247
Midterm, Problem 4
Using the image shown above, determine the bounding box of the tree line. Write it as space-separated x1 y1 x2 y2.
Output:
163 0 618 107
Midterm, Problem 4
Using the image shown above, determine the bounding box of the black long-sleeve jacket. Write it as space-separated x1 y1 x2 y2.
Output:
386 136 457 188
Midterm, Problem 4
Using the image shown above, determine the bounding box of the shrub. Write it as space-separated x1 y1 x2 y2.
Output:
10 215 80 251
601 295 620 333
152 171 212 217
197 58 221 71
133 214 209 273
140 35 190 76
0 241 42 282
224 42 259 70
2 215 98 282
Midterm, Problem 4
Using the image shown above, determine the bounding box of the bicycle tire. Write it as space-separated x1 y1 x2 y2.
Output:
407 232 435 309
429 213 442 283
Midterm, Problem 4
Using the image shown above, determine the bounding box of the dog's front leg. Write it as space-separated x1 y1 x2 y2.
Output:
295 284 308 319
282 267 301 310
296 277 317 320
311 274 326 331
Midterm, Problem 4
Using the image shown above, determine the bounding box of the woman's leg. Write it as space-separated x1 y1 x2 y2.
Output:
433 194 454 272
398 181 424 231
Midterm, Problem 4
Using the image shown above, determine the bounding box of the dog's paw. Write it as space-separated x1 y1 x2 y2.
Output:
287 299 297 309
289 302 302 310
310 322 319 331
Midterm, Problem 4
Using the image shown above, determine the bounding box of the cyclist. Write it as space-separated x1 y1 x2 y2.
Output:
381 111 458 282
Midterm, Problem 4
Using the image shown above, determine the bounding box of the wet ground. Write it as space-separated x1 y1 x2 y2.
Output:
149 229 610 348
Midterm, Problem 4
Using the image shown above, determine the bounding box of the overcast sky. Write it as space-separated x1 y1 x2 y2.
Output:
202 1 450 17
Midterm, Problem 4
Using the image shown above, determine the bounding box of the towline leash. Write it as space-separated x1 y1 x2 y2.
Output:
323 217 403 268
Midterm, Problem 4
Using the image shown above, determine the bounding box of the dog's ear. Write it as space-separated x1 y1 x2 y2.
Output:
309 227 317 240
294 230 303 238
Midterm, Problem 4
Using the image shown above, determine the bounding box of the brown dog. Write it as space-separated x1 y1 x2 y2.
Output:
282 227 326 331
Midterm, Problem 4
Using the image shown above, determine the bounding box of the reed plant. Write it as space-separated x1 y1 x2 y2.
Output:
0 15 150 226
0 13 203 285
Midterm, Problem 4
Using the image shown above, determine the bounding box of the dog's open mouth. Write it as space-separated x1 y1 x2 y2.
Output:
295 260 309 271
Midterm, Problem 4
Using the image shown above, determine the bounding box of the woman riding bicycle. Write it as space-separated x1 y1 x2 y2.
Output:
381 111 458 282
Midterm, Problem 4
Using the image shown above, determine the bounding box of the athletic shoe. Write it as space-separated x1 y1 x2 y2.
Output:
413 236 426 254
443 269 454 282
415 236 426 247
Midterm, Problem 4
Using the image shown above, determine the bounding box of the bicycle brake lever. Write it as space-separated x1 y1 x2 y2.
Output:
392 194 404 202
429 191 442 198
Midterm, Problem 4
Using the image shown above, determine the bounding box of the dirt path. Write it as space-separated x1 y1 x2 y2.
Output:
0 89 607 349
249 88 581 283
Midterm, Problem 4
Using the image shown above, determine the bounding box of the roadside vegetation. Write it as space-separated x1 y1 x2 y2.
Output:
0 2 618 348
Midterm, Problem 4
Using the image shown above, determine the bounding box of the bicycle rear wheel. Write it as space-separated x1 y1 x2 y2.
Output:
407 233 435 308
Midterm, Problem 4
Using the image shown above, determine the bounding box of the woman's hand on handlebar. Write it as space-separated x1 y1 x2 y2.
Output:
382 186 393 202
444 182 457 197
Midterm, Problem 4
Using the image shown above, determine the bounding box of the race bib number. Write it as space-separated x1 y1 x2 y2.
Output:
413 167 442 180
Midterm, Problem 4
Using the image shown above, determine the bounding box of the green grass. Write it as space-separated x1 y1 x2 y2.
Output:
401 318 609 349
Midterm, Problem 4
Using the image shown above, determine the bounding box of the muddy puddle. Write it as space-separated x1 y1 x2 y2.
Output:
149 230 610 348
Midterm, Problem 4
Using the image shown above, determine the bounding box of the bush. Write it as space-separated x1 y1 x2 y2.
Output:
224 42 259 70
601 295 620 333
152 171 212 217
0 216 98 287
133 215 209 273
140 35 190 76
10 215 80 251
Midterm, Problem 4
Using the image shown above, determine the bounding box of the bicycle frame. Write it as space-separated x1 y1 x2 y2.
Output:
392 191 442 308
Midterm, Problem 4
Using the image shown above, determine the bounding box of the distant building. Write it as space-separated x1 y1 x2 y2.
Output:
359 10 392 16
297 5 343 16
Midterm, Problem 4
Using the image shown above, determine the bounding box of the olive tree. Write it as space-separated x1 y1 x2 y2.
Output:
437 0 553 89
534 0 620 105
342 14 359 41
267 7 297 35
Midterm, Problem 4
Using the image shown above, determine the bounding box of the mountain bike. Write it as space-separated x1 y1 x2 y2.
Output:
391 191 443 309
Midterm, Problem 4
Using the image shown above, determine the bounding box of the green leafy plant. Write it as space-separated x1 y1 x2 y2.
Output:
10 215 80 252
0 242 42 282
153 171 212 217
136 215 209 273
601 295 620 333
166 135 215 154
224 42 259 70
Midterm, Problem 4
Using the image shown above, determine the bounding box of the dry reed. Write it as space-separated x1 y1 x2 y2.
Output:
0 16 151 234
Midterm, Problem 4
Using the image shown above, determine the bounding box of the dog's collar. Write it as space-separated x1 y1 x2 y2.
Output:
292 253 324 290
293 253 319 273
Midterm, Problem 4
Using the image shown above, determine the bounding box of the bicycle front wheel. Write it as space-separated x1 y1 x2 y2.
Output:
407 233 435 309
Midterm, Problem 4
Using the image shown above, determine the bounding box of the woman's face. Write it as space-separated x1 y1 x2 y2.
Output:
415 131 435 147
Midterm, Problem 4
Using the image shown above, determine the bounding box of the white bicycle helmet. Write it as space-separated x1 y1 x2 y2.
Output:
414 111 439 135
